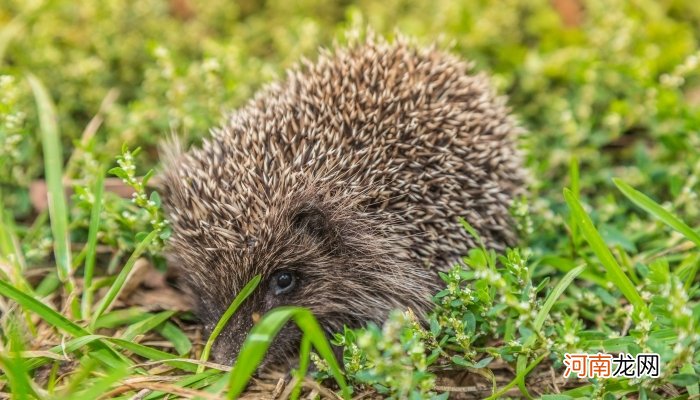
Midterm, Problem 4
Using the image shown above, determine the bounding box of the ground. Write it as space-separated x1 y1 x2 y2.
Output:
0 0 699 398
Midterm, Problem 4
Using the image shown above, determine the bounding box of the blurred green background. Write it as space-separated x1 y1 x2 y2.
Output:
1 0 699 257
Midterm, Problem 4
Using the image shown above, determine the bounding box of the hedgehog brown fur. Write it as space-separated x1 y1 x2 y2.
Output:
160 36 524 366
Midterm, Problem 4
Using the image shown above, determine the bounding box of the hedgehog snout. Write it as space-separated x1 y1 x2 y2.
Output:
211 313 304 367
210 315 252 366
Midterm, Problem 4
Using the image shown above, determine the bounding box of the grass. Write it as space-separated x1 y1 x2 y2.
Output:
90 229 158 327
613 178 700 248
1 0 700 398
227 307 350 399
81 169 104 319
198 274 260 374
563 188 649 322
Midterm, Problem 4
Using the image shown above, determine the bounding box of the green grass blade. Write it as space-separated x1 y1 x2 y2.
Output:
106 338 197 372
23 335 132 373
564 188 648 321
81 169 105 320
206 372 233 395
0 354 39 400
60 357 101 396
0 279 88 338
291 335 311 400
540 256 608 287
121 311 175 341
0 206 37 338
681 253 700 291
681 363 699 397
485 352 547 400
459 217 485 250
34 272 60 297
0 319 40 400
515 265 585 398
158 322 193 356
24 333 195 373
91 230 158 326
198 274 261 373
24 335 105 370
568 157 581 246
533 265 585 331
613 178 700 247
94 307 150 329
26 74 72 289
0 280 130 370
0 207 32 292
227 306 350 400
69 362 129 399
142 370 222 400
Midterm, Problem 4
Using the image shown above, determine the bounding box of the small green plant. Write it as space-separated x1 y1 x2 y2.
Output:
332 311 441 399
109 144 171 250
330 224 574 398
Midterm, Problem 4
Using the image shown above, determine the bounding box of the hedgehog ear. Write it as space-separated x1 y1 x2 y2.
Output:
291 204 331 239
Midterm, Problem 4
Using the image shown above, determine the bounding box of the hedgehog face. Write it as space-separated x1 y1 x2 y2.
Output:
205 203 342 366
174 196 440 367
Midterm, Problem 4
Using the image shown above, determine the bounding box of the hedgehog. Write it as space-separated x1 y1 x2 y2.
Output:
160 36 524 367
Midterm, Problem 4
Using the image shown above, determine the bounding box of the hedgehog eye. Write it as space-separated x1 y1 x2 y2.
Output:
271 271 297 295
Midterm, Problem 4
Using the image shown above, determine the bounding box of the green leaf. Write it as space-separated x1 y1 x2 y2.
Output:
459 217 485 249
614 178 700 247
474 356 494 369
668 373 700 387
227 307 350 399
27 74 73 292
540 256 608 287
149 190 161 207
563 188 648 321
68 363 129 399
158 322 193 356
135 231 149 242
0 206 34 294
452 355 474 368
290 336 311 400
26 334 195 373
0 354 38 400
533 265 585 332
198 274 261 373
108 166 128 181
143 169 155 187
0 321 38 400
568 156 580 245
121 311 176 341
141 370 222 400
485 352 547 400
25 335 106 370
91 230 159 326
94 307 150 329
513 265 585 398
0 280 127 369
681 363 699 397
0 279 88 338
106 338 197 372
81 169 105 320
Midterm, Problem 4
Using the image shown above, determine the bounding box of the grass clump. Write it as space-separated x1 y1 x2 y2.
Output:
1 0 700 398
328 196 698 398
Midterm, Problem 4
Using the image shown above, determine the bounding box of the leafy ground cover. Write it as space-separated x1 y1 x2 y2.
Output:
1 0 699 398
